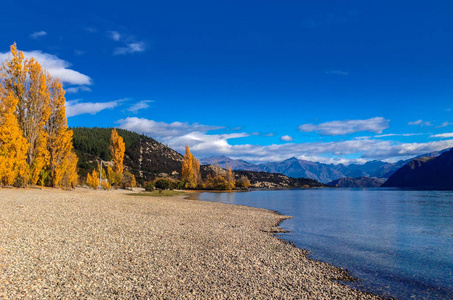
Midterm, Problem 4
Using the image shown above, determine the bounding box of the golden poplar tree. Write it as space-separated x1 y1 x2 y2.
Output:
192 155 201 187
2 44 51 184
0 86 28 186
45 76 77 187
60 151 78 188
110 129 125 174
226 167 235 190
181 145 201 189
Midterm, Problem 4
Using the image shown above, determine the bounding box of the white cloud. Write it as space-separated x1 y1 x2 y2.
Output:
430 132 453 139
408 119 432 126
0 50 92 86
66 99 123 117
65 86 92 94
108 31 121 41
439 122 450 127
116 117 223 138
298 117 389 136
280 135 293 142
128 100 154 113
113 42 146 55
30 31 47 39
325 70 348 75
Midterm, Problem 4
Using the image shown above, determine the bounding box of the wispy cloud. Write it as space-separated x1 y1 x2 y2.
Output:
437 121 453 128
30 31 47 39
280 135 293 142
66 99 124 117
430 132 453 139
128 100 154 113
113 42 146 55
66 86 92 94
298 117 389 136
408 119 432 126
107 31 121 41
375 133 423 138
325 70 348 75
116 117 223 138
107 30 147 55
0 50 92 86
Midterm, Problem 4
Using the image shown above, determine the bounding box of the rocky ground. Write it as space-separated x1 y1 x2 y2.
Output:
0 188 382 299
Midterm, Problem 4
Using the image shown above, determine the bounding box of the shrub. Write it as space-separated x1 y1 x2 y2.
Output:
236 176 251 189
86 170 99 189
122 171 137 189
144 182 154 191
100 180 111 190
204 174 232 190
175 180 185 190
154 178 174 190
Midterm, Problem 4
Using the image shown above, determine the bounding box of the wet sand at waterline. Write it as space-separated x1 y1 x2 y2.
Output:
0 188 381 299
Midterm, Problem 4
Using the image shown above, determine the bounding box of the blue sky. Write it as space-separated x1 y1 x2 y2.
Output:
1 0 453 164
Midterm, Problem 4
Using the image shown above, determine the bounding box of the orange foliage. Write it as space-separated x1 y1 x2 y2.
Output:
0 87 28 186
0 43 78 188
181 145 201 189
110 129 125 174
86 170 99 189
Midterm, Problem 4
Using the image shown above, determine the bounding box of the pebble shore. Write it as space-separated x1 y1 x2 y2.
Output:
0 188 382 299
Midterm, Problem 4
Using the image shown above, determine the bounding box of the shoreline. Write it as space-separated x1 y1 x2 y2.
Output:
192 191 392 299
0 188 383 298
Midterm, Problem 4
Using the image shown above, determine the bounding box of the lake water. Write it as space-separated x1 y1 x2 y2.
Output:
195 188 453 299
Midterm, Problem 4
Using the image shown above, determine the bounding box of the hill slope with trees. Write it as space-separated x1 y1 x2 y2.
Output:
72 127 183 184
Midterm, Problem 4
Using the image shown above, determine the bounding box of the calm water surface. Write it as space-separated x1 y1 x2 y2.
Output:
195 188 453 299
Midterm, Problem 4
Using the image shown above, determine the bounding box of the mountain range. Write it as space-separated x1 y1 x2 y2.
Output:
200 149 451 184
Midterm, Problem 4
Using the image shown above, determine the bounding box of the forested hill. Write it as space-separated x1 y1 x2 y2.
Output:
71 127 183 184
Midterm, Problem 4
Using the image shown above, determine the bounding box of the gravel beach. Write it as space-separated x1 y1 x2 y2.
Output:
0 188 382 299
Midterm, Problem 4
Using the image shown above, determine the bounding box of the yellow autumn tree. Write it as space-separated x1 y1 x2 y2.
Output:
181 145 201 189
59 151 78 188
86 169 99 189
193 155 201 187
226 166 235 190
46 76 78 187
110 129 125 173
108 129 125 187
0 43 78 188
0 86 28 186
2 44 51 184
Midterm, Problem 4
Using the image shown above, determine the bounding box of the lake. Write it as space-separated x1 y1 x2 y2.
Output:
194 188 453 299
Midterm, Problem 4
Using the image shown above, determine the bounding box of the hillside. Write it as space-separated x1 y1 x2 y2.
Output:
327 177 385 188
381 148 453 189
72 127 183 184
233 171 327 189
